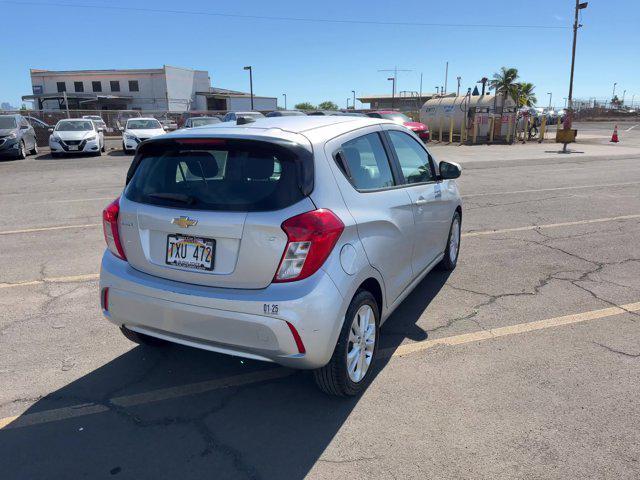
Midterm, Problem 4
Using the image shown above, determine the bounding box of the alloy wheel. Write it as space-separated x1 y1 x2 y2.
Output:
346 304 376 383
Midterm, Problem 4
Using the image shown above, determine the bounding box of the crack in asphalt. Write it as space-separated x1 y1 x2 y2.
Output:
594 342 640 358
464 194 575 211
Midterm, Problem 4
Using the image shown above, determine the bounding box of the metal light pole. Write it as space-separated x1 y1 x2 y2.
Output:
346 98 350 110
547 92 553 109
632 94 636 108
565 0 588 152
388 77 396 108
282 93 287 110
564 97 568 108
243 66 254 110
444 61 448 94
435 86 439 95
456 76 461 96
352 90 356 110
622 89 626 106
612 82 617 100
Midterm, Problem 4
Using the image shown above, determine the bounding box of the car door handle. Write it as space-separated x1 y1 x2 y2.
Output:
414 197 428 206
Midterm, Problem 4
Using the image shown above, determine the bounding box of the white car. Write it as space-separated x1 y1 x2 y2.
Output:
49 119 105 157
121 118 167 153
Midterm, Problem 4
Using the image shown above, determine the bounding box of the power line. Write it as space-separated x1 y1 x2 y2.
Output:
2 1 569 29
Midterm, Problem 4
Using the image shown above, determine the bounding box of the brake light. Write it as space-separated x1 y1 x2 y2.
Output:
274 209 344 282
102 197 127 260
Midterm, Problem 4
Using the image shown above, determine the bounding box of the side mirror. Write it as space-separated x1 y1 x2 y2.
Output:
119 127 124 132
48 128 54 133
20 124 29 130
163 126 169 131
439 160 462 180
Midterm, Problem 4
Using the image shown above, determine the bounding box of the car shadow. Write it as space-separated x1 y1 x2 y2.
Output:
1 271 450 479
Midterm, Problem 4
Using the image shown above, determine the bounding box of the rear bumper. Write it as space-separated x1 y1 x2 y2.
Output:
99 252 347 369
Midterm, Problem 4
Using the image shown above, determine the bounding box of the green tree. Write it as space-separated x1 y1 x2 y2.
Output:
318 101 339 110
490 67 519 103
294 102 316 110
516 82 537 107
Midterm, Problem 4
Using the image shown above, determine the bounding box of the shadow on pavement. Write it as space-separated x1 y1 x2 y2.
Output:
1 271 450 479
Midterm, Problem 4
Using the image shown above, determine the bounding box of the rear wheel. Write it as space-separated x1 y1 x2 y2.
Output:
437 211 461 271
120 326 167 346
314 290 379 396
30 142 38 155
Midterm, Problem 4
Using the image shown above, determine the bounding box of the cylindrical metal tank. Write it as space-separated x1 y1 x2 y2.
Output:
420 94 516 138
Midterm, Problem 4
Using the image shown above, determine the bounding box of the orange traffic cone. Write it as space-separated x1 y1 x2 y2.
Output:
610 125 619 143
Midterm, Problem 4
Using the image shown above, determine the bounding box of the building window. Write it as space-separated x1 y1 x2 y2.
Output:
92 81 102 92
110 81 120 92
74 81 84 93
128 80 139 92
56 82 66 93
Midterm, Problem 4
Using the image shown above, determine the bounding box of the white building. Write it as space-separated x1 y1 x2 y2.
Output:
23 65 277 112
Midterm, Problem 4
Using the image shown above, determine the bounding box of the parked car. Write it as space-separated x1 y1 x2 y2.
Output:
265 110 306 117
121 118 167 153
182 116 222 128
160 118 179 131
307 110 339 116
49 119 105 157
99 116 462 396
367 111 430 141
221 111 265 122
82 115 109 132
0 114 38 159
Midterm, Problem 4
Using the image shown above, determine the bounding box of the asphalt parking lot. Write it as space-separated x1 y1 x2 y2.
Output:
1 122 639 479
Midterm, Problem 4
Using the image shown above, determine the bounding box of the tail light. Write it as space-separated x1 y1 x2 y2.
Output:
273 209 344 282
102 197 127 260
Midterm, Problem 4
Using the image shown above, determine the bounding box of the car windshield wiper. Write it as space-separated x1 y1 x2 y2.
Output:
147 192 197 205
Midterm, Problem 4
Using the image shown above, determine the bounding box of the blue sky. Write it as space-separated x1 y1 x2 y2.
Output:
1 0 639 109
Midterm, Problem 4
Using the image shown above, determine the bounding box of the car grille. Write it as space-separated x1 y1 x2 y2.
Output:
61 139 87 151
64 140 82 146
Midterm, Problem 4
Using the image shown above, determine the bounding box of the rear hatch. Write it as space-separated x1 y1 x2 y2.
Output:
118 135 315 289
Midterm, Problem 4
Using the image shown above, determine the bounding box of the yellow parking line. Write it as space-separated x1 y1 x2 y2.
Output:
2 301 639 430
462 181 640 198
0 224 101 236
0 274 99 289
462 214 640 238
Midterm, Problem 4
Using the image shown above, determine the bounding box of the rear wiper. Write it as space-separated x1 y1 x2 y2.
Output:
147 192 196 204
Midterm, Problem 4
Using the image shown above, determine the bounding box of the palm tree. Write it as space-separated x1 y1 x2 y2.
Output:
490 67 519 102
517 82 537 107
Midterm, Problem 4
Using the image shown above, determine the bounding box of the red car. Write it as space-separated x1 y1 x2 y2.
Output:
366 110 430 142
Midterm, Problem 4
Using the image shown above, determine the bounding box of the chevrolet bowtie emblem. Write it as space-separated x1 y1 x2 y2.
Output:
171 216 198 228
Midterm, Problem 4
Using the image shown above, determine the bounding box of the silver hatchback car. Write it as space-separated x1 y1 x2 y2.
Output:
99 116 462 395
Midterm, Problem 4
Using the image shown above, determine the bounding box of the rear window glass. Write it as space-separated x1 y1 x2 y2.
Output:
125 144 305 212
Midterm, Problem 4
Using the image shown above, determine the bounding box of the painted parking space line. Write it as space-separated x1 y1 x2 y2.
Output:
462 214 640 238
2 301 639 430
0 224 101 236
462 181 640 198
625 124 638 132
0 274 100 290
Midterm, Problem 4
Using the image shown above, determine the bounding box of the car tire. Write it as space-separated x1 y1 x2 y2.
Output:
30 143 38 155
314 289 379 396
437 210 461 271
120 326 168 347
122 142 127 153
101 143 106 153
16 140 27 160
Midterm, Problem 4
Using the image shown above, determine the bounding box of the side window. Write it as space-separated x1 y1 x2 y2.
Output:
387 130 434 184
338 133 395 191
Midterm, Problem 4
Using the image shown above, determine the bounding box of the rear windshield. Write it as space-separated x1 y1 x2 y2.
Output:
125 143 306 212
0 117 17 129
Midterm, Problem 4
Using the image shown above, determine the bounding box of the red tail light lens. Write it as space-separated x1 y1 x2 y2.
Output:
102 197 127 260
274 209 344 282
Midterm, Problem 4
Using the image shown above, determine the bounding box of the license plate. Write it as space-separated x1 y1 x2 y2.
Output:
166 234 215 271
68 145 78 151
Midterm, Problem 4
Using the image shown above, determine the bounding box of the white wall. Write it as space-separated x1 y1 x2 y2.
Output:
227 96 277 112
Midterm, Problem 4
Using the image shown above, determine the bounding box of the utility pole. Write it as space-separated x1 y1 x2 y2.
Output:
282 93 287 110
352 90 356 110
419 73 423 101
378 66 411 107
622 89 626 106
456 76 461 96
62 90 70 118
388 77 396 108
435 86 439 95
243 66 254 110
612 82 617 100
548 92 553 109
346 98 350 110
444 61 449 94
566 0 588 144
